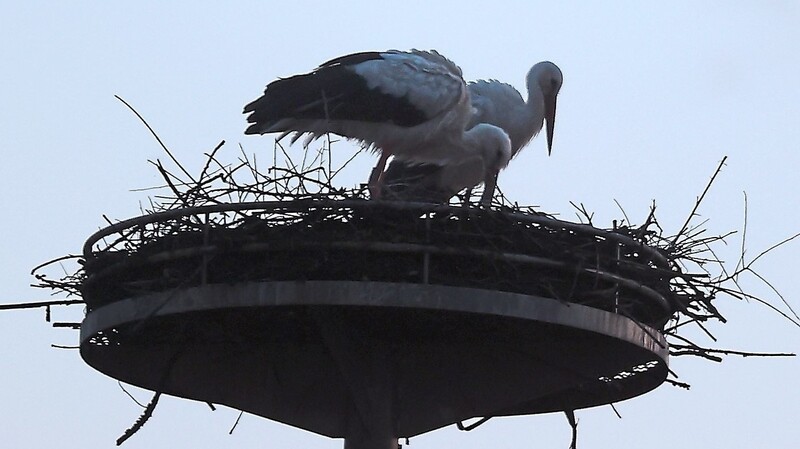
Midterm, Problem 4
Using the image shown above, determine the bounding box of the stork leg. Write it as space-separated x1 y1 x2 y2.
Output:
479 172 499 207
368 151 391 199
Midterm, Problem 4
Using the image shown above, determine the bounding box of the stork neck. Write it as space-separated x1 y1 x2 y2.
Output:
526 85 545 125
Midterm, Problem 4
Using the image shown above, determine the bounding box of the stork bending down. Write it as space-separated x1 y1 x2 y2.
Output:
243 49 512 199
383 61 563 204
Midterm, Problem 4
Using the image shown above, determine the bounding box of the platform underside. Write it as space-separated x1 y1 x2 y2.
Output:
80 281 668 439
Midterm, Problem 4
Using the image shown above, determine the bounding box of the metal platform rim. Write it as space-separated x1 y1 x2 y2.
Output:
80 280 669 362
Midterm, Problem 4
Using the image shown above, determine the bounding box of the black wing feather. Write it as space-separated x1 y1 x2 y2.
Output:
244 52 429 135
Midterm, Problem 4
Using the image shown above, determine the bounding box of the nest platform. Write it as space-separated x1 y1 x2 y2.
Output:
79 199 671 447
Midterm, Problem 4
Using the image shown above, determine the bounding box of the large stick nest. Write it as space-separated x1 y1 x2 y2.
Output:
29 105 798 372
16 99 799 448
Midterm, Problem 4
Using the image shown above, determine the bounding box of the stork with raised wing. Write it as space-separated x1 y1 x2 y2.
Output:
383 61 563 204
243 50 512 199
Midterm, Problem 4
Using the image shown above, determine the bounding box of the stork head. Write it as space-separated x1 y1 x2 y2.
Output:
526 61 562 155
470 123 512 174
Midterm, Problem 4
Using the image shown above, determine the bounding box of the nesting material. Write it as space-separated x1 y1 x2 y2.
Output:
32 140 798 367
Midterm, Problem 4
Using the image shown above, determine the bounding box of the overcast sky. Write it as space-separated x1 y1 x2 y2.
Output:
1 2 798 448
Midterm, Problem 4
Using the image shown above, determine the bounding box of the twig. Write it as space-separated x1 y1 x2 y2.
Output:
0 299 83 311
664 379 691 390
613 199 630 226
671 156 727 248
229 410 244 434
609 403 622 419
114 95 196 183
118 382 147 408
456 416 492 431
116 392 161 446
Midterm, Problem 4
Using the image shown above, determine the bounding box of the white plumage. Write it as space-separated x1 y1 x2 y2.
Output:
243 49 513 199
384 61 563 204
383 123 512 203
470 61 562 157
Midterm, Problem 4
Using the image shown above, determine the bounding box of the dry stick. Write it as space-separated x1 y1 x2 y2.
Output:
114 95 196 184
665 378 691 390
569 201 594 225
154 160 222 217
229 410 245 434
715 285 800 327
694 320 717 341
735 191 749 275
116 347 186 446
44 322 81 330
669 340 789 359
671 156 727 248
277 140 298 173
565 410 578 449
239 148 256 180
116 392 161 446
306 143 325 184
748 269 799 321
633 201 658 240
613 198 631 226
609 403 622 419
252 149 265 200
270 167 330 192
667 332 713 351
326 134 333 184
155 161 192 210
29 254 82 276
273 141 294 194
184 143 228 206
746 231 800 286
456 416 492 431
118 382 147 408
669 349 723 362
329 146 365 181
130 184 169 193
0 299 83 311
199 140 226 181
148 160 189 210
300 138 310 177
707 216 800 323
675 222 714 249
673 345 795 358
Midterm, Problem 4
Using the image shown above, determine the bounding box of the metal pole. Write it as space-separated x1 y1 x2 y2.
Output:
311 310 399 449
344 434 397 449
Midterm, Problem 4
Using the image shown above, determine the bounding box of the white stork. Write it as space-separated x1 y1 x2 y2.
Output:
243 50 512 199
383 61 563 204
382 134 511 203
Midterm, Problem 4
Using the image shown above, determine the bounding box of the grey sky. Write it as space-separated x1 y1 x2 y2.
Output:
1 2 798 448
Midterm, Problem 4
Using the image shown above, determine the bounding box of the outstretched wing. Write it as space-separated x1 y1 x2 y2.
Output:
243 50 466 141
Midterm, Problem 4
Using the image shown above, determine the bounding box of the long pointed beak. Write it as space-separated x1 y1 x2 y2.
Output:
544 93 557 156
